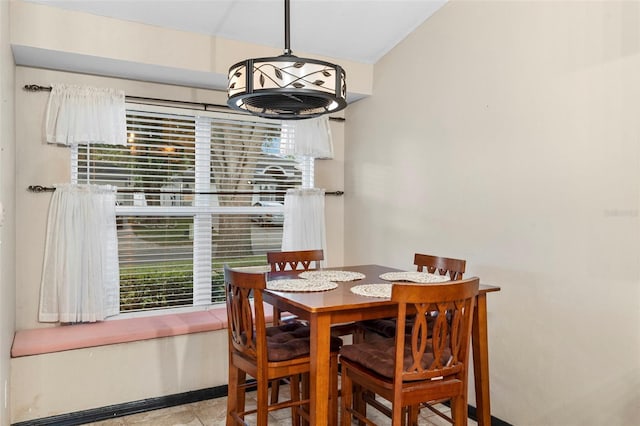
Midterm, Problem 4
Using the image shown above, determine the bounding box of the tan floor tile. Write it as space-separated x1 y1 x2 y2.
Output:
190 398 228 426
123 405 202 425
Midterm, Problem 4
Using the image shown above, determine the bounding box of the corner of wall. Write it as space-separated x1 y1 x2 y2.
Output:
0 0 16 424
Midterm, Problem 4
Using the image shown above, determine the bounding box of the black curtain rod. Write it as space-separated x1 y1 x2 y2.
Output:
23 84 346 122
27 185 344 196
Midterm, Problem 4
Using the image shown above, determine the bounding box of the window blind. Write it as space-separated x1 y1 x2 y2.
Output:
73 104 311 313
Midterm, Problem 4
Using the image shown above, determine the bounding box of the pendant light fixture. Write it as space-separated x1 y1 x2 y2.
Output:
227 0 347 120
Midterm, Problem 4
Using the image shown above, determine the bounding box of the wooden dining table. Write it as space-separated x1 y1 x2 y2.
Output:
263 264 500 426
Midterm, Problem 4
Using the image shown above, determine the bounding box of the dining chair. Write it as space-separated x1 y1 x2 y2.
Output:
339 278 479 426
356 253 467 340
353 253 468 421
414 253 466 279
267 249 324 325
266 249 325 404
224 265 342 426
266 248 356 405
267 249 324 275
267 248 359 334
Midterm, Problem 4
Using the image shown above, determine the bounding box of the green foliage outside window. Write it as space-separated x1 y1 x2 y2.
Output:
119 256 267 312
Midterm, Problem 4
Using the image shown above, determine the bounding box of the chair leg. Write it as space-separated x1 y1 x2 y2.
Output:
354 387 368 423
340 366 353 426
391 404 407 426
301 372 311 426
226 365 245 426
407 405 420 426
256 374 270 426
329 354 339 426
391 403 404 426
290 374 302 426
270 379 280 404
451 396 468 426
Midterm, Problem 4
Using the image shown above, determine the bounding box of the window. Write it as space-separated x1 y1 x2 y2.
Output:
72 104 312 313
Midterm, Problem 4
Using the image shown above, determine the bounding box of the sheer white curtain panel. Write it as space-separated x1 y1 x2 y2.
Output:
280 116 333 159
39 184 120 323
45 83 127 146
281 188 327 266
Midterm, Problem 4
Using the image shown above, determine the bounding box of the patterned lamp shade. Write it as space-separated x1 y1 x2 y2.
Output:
227 0 347 120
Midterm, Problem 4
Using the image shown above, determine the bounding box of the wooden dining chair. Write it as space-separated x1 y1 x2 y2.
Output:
339 278 479 426
266 249 324 404
267 248 359 334
266 248 356 405
353 254 468 420
356 253 467 341
267 249 324 275
414 253 466 279
267 249 324 325
224 265 342 426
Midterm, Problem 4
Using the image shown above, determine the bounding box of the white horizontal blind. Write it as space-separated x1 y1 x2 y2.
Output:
73 104 310 313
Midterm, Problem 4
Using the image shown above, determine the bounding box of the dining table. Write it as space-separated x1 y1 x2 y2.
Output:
262 264 500 426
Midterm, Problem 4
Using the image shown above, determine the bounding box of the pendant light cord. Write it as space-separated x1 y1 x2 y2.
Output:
284 0 292 55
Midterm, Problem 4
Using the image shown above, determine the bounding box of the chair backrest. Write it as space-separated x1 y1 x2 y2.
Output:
391 278 479 384
414 253 466 280
267 249 324 273
224 265 268 366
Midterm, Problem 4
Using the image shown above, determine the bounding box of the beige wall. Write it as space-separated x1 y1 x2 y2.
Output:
345 1 640 425
11 330 228 423
0 0 16 424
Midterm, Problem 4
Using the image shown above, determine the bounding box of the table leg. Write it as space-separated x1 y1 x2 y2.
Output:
472 293 491 426
309 313 332 426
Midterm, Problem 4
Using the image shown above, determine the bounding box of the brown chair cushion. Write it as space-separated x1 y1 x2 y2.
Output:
358 313 447 338
358 319 400 338
266 321 343 362
339 338 450 381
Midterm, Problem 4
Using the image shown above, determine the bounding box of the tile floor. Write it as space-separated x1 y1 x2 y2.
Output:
81 385 478 426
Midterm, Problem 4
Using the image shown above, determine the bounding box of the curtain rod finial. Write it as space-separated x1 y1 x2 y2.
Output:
24 84 51 92
28 185 55 192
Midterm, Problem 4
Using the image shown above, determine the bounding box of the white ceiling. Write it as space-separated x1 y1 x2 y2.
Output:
21 0 447 64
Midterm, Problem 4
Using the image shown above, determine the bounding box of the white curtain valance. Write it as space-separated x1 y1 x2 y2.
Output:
45 83 127 146
39 184 120 323
281 188 327 266
281 116 334 159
